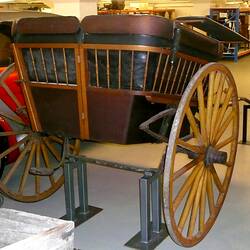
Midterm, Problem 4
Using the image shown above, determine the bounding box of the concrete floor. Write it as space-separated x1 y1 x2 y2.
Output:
3 56 250 250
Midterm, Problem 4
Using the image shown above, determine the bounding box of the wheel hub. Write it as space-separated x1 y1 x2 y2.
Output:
204 145 227 167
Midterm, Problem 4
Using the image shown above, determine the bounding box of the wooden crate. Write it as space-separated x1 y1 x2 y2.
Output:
0 208 74 250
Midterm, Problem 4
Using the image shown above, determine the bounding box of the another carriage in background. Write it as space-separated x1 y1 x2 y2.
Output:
0 14 247 248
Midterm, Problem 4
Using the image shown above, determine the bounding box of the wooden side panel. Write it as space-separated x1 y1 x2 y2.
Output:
13 44 41 132
13 44 89 139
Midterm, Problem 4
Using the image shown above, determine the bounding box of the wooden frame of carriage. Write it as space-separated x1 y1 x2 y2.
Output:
0 15 247 248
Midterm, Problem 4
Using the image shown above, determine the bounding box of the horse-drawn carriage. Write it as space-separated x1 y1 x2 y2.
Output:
0 14 247 248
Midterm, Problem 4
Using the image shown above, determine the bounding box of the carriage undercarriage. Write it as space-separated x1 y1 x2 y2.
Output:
0 15 246 248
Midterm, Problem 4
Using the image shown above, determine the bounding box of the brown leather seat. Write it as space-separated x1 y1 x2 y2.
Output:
14 16 82 43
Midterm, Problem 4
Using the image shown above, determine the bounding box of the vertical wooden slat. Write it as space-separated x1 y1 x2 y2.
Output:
152 52 163 91
95 49 99 87
169 58 182 94
175 59 187 94
130 50 134 90
143 51 150 91
181 60 193 95
29 48 39 82
159 55 170 92
164 60 174 94
118 50 121 89
51 48 59 84
40 48 48 83
106 49 110 88
190 62 198 79
63 48 69 85
189 62 199 98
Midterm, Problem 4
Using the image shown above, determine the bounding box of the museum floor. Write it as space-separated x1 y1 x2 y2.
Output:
3 56 250 250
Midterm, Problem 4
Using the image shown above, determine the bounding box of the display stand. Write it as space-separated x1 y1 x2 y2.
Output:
61 159 102 227
210 7 250 62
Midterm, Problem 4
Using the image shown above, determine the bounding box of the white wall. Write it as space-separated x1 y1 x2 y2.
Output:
80 0 97 18
52 0 97 19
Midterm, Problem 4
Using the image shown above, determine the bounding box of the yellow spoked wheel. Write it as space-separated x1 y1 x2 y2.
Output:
0 65 79 202
163 63 239 246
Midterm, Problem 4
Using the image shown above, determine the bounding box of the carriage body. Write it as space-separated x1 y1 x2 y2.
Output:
0 14 245 247
12 15 223 144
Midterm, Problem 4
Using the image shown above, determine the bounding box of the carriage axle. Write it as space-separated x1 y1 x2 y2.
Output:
181 145 227 166
204 146 227 166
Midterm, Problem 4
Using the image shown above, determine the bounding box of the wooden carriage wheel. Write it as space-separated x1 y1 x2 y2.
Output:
163 63 239 246
0 64 79 202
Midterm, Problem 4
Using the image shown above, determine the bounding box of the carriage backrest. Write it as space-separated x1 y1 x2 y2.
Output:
13 17 88 139
81 15 221 94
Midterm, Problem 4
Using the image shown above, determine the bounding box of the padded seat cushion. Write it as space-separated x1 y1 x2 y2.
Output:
82 15 174 40
82 15 173 47
80 142 167 170
14 16 82 43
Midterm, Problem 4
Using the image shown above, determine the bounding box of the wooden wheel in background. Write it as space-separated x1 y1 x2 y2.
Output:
0 113 71 202
0 64 79 202
163 63 239 246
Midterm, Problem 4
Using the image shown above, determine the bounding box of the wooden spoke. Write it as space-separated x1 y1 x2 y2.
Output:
173 156 203 180
49 135 75 151
0 79 23 111
0 135 30 161
197 82 207 145
187 168 205 237
206 72 215 141
206 171 215 215
212 87 233 142
0 130 30 137
164 63 238 246
173 163 203 211
210 74 225 141
199 170 208 232
186 108 203 145
177 138 204 154
178 166 204 232
43 137 61 161
210 165 224 193
2 141 32 185
35 141 41 194
41 143 55 185
213 111 234 145
0 111 25 126
18 143 36 194
215 136 234 150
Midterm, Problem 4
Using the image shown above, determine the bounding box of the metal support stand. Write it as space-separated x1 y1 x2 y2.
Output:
125 172 168 250
0 194 4 208
239 104 250 144
61 158 102 227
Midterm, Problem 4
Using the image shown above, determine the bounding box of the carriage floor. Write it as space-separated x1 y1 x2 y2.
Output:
2 57 250 250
